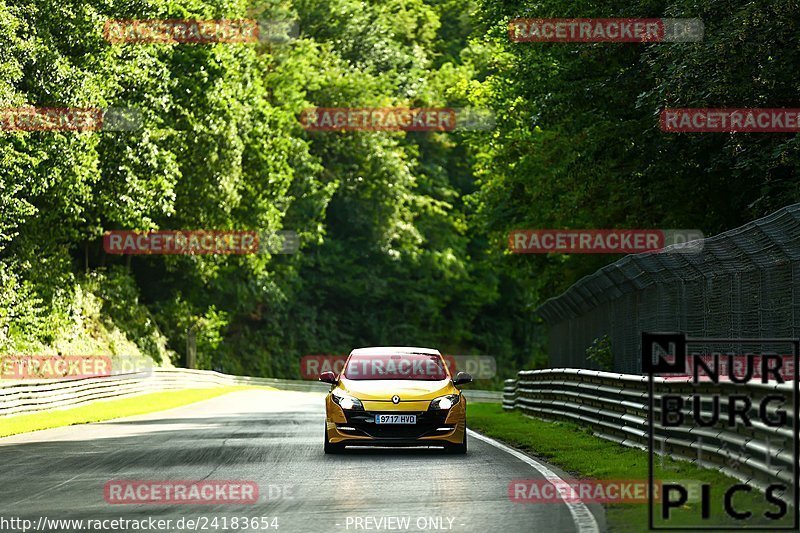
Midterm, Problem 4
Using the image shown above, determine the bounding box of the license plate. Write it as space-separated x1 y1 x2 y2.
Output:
374 414 416 425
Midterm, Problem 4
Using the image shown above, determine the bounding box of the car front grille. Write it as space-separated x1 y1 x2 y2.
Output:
343 410 450 440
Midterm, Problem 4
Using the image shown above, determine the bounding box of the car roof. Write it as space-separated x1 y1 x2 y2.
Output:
349 346 441 356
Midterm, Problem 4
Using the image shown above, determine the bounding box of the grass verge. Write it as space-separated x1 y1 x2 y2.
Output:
468 403 788 532
0 386 271 438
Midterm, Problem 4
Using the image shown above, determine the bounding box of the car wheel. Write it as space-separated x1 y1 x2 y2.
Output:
446 428 467 454
324 426 344 454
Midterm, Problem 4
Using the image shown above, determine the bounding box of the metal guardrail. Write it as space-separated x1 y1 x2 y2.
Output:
0 369 500 418
503 369 794 490
0 369 329 417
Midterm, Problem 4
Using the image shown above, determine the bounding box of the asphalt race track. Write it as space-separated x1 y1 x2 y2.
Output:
0 390 606 533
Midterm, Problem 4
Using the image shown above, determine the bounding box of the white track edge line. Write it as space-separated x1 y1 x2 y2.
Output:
468 429 601 533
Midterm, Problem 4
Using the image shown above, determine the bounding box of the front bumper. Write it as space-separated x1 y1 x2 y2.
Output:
325 396 466 446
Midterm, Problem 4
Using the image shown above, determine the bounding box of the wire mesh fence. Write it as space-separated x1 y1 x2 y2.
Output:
535 204 800 373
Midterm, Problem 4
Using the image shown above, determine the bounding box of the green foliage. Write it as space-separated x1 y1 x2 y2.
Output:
3 0 795 377
585 334 613 371
83 267 172 363
468 0 800 301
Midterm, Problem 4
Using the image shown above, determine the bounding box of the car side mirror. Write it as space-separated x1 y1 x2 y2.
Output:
453 372 473 386
319 371 338 385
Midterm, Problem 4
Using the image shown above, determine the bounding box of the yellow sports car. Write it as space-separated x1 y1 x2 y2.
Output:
320 346 472 454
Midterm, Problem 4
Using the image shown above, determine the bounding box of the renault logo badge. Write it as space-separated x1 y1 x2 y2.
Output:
391 395 400 404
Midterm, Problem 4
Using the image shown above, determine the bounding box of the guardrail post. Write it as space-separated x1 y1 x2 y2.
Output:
503 378 518 410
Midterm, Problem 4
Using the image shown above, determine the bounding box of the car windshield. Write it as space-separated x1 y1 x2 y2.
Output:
342 354 448 381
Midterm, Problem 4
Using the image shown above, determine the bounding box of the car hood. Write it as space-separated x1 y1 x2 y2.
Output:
338 378 456 401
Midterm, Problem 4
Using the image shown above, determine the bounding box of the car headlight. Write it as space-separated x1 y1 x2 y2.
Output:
331 389 364 411
429 394 460 410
